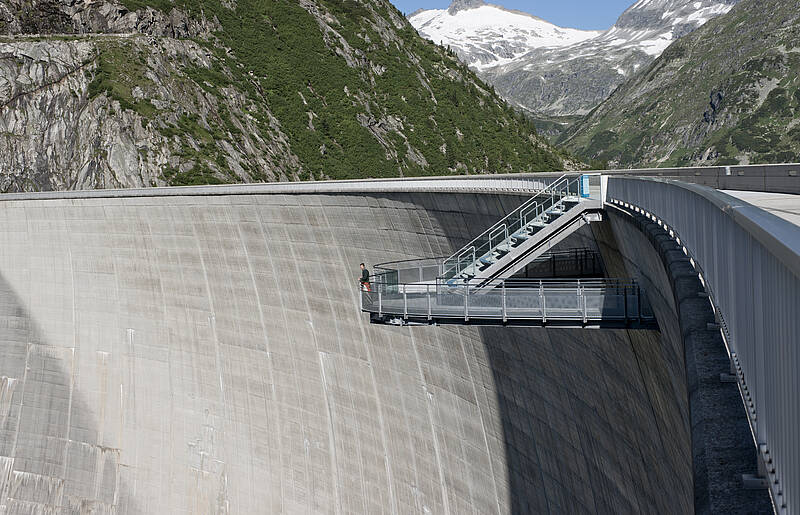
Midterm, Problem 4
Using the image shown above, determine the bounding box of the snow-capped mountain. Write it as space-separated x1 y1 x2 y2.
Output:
408 0 601 71
589 0 737 58
410 0 739 116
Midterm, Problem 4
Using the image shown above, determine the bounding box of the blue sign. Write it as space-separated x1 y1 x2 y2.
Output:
580 175 590 198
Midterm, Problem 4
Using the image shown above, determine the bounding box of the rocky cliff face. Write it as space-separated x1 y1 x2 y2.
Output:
0 35 299 191
0 0 218 36
561 0 800 168
0 0 574 192
411 0 738 117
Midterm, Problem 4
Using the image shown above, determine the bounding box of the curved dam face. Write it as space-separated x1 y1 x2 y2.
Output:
0 191 693 514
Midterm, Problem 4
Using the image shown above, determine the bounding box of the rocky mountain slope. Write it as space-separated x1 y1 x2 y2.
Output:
0 0 574 192
560 0 800 168
410 0 738 116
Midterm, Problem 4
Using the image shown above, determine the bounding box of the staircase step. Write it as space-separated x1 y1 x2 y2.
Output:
437 177 591 287
511 233 529 247
478 257 494 270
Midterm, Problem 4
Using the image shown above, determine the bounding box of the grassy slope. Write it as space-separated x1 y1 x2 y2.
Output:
561 0 800 168
115 0 572 181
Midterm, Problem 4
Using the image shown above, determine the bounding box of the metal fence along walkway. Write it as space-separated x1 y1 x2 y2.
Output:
373 248 604 285
608 176 800 514
361 278 656 328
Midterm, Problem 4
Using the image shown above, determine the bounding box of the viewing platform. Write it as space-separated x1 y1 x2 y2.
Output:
361 277 656 328
358 174 655 327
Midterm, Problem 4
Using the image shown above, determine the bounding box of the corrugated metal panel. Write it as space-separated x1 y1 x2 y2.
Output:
608 177 800 514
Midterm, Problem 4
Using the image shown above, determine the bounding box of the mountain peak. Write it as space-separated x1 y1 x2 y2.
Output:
410 2 600 74
448 0 486 15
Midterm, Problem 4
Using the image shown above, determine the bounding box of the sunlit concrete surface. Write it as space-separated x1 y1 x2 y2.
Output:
723 190 800 226
0 191 704 514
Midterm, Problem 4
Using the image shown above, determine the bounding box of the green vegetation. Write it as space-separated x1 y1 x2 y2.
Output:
102 0 570 185
162 164 227 186
561 0 800 168
88 41 159 119
527 113 584 141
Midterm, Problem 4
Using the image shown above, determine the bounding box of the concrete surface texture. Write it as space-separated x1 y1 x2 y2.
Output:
0 191 696 514
723 190 800 226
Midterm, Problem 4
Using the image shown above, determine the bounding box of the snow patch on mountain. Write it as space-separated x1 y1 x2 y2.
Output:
409 0 739 116
409 2 600 70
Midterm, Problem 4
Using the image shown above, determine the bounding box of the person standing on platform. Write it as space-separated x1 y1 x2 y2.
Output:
359 263 371 292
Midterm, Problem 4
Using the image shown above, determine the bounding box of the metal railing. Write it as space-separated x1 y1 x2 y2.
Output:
438 174 602 282
520 248 604 278
608 176 800 514
372 256 444 291
438 173 569 280
361 277 654 326
0 163 795 202
372 248 604 292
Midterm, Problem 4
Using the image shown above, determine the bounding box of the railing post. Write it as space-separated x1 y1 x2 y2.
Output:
542 295 547 324
427 285 432 321
378 284 383 317
539 280 545 323
502 280 507 323
623 284 628 325
403 285 408 320
583 291 588 324
637 284 642 324
419 266 423 283
464 282 470 322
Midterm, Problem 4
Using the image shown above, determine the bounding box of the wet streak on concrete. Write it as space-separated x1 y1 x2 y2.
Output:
0 191 705 514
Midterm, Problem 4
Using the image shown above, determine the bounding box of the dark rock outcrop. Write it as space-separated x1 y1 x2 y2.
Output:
447 0 485 15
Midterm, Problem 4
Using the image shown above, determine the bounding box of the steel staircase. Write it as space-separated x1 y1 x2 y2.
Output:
439 174 603 287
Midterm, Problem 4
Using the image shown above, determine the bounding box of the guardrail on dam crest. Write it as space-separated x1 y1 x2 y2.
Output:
0 163 793 513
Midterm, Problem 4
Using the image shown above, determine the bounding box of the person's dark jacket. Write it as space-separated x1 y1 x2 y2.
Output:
360 268 370 284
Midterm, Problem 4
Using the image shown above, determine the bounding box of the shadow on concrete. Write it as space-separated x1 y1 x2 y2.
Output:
0 273 136 512
427 192 696 513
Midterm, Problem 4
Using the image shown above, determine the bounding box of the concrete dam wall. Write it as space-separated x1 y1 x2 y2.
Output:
0 190 699 514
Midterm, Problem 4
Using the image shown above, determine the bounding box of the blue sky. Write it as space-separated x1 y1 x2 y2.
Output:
392 0 634 31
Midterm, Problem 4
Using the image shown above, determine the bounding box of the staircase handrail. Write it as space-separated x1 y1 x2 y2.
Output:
439 174 576 278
